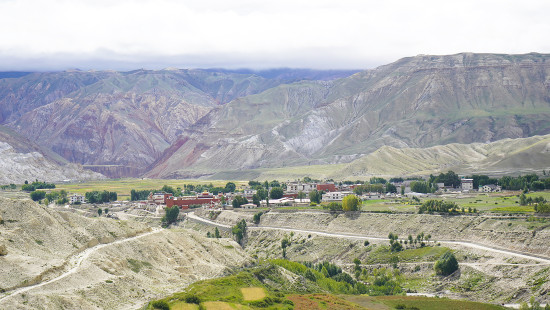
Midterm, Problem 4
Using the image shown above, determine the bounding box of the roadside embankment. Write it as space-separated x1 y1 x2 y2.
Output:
195 209 550 258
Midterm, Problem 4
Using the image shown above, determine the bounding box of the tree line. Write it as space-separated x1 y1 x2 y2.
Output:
22 180 55 192
85 191 117 203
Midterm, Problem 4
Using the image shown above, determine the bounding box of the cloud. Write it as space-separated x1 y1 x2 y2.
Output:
0 0 549 70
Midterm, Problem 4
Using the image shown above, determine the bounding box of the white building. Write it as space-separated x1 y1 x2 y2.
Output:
241 203 258 209
286 182 317 193
479 184 502 192
260 197 294 207
69 193 85 204
322 191 353 201
461 179 474 191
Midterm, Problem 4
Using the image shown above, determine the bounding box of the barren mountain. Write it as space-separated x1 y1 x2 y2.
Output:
0 125 104 184
145 53 550 178
0 69 298 177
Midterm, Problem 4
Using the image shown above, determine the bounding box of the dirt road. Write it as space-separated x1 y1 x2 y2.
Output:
186 212 550 264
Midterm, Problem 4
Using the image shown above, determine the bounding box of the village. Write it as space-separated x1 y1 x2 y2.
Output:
60 176 503 218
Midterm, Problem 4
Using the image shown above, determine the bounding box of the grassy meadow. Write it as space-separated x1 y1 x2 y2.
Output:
55 178 248 200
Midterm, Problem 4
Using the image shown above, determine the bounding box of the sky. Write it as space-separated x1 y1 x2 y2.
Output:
0 0 549 71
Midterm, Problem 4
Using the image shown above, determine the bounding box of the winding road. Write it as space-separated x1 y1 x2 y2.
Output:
0 228 162 303
186 212 550 265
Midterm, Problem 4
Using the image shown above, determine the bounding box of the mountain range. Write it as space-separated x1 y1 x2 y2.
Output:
1 53 549 181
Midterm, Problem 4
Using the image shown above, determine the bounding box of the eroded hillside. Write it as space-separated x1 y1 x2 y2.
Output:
0 198 250 309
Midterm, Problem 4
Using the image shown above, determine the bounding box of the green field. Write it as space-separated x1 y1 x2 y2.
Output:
361 199 417 213
364 245 450 264
55 178 247 200
430 191 550 213
343 295 506 310
146 261 507 310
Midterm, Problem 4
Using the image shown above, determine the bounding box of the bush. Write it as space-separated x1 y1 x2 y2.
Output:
325 202 343 211
419 200 460 214
151 300 169 310
30 190 46 201
184 294 201 304
434 251 459 276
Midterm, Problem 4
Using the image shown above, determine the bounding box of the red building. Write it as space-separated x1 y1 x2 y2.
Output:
165 192 221 209
317 184 336 192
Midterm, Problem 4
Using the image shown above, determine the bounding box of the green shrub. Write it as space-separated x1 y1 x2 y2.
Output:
30 190 46 201
151 300 169 310
184 294 201 304
434 251 459 276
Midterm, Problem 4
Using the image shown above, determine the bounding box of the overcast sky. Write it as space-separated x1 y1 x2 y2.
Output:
1 0 549 71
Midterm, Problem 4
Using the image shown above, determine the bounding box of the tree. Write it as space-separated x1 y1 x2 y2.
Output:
435 171 461 188
161 185 176 195
325 202 343 211
164 206 180 225
281 236 290 258
30 190 46 201
297 191 306 201
353 258 361 271
535 203 550 213
252 193 261 207
269 187 284 199
253 211 263 224
309 189 322 204
97 208 103 216
224 182 236 193
434 251 459 276
232 219 247 245
214 227 221 238
410 181 430 193
520 193 528 206
386 183 397 193
342 195 360 211
232 195 248 208
248 180 261 187
370 177 387 184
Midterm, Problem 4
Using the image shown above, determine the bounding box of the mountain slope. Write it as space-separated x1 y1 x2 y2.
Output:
0 125 105 183
1 69 319 177
145 53 550 178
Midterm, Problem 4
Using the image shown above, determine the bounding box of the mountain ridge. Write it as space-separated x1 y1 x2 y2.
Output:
144 52 550 178
1 53 549 179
